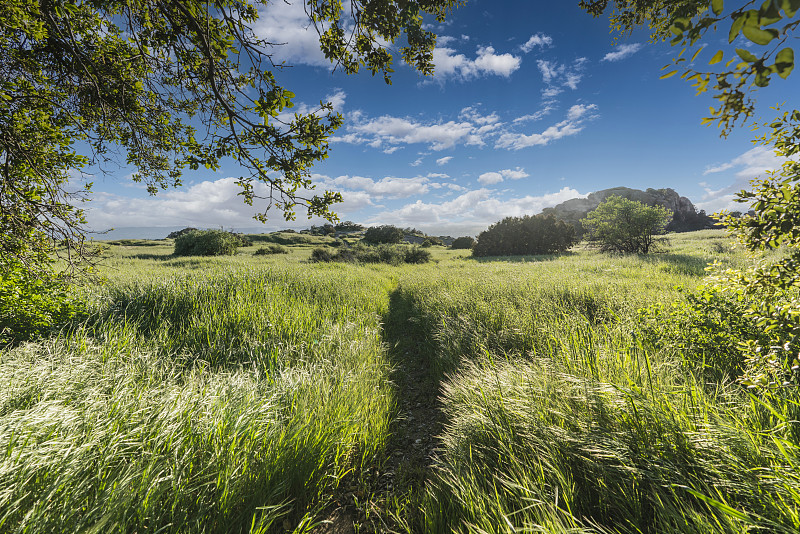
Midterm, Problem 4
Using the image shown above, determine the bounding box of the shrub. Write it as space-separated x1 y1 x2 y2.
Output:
173 229 240 256
636 286 764 380
451 236 476 250
254 244 289 255
0 259 84 345
404 246 431 264
581 196 672 254
166 227 198 239
421 239 433 248
310 247 333 262
473 215 577 257
310 244 430 265
363 225 404 244
335 221 364 232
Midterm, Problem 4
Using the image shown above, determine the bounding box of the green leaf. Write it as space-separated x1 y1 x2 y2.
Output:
735 48 759 62
709 49 724 64
712 0 724 15
781 0 800 17
728 14 746 42
775 47 795 79
742 25 779 45
660 70 679 79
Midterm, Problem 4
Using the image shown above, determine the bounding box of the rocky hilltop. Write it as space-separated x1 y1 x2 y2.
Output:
541 186 715 234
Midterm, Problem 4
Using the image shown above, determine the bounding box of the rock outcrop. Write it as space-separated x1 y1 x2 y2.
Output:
541 187 715 234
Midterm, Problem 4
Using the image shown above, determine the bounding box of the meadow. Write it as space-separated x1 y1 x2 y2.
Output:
2 230 799 533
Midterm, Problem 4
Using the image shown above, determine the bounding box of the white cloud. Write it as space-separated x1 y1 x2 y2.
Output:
696 146 797 213
513 104 556 123
333 108 503 151
276 89 347 123
372 186 584 236
433 45 521 81
602 43 643 62
520 33 553 53
254 1 330 68
536 58 588 99
317 174 434 198
478 167 530 185
496 104 599 150
703 146 787 178
436 156 454 165
84 176 372 231
478 172 503 185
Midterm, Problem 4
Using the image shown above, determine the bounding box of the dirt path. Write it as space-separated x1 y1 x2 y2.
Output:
313 288 445 533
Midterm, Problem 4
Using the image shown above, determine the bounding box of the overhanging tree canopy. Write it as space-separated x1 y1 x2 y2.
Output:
0 0 457 275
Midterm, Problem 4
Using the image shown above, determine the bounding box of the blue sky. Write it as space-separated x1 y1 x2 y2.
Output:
82 0 800 237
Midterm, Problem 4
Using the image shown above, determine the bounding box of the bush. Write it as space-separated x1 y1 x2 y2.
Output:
166 227 198 239
581 196 672 254
404 246 431 264
451 236 476 250
335 221 364 232
254 244 289 255
363 225 404 244
1 260 84 345
473 215 577 257
173 230 240 256
636 286 763 380
310 244 430 265
310 247 333 262
421 239 433 248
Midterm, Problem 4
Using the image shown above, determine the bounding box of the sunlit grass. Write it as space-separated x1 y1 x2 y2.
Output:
5 230 799 532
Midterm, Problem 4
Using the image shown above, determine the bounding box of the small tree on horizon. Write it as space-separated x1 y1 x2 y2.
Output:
581 196 672 254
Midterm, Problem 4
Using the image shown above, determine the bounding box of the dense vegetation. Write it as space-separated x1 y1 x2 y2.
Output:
582 196 673 253
363 225 406 244
173 229 242 256
311 243 431 265
472 214 577 257
450 236 476 250
3 231 799 532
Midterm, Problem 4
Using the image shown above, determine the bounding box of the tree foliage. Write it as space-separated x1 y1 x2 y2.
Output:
450 236 476 250
1 0 456 341
580 0 798 134
173 229 241 256
363 225 405 244
581 1 800 385
472 215 577 257
581 196 672 254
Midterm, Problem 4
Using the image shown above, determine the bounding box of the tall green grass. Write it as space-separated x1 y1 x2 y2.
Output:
0 263 395 533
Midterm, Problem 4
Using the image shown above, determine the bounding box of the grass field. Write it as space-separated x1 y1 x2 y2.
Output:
2 230 799 533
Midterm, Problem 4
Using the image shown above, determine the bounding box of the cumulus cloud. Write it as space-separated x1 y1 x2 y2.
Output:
520 33 553 53
478 167 529 185
436 156 454 166
84 176 372 231
697 146 797 213
371 186 585 236
317 174 435 199
478 172 503 185
333 107 503 151
496 104 598 150
703 146 787 178
602 43 643 62
432 45 521 81
254 1 330 68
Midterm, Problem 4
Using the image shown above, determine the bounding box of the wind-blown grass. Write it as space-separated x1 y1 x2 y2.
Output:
0 264 395 533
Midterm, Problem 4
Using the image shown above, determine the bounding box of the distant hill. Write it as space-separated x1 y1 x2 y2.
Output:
541 186 717 235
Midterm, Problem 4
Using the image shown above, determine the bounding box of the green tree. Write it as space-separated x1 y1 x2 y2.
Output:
580 1 800 384
1 0 456 341
581 196 672 254
363 225 405 244
451 236 476 250
472 214 577 257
